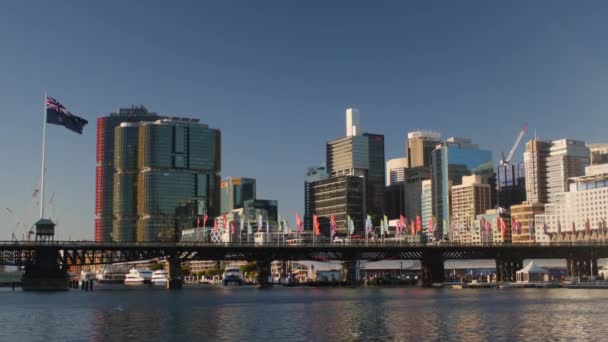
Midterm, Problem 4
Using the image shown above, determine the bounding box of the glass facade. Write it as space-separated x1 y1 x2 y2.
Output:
95 106 164 241
109 117 220 242
431 140 493 238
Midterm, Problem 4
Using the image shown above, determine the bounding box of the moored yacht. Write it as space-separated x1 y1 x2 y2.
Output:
124 268 146 285
151 270 168 286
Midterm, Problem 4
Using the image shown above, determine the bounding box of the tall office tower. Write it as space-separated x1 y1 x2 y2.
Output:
364 133 387 223
346 107 360 137
588 143 608 165
524 139 551 204
546 139 589 203
304 164 328 230
450 175 492 237
322 108 386 230
95 106 164 241
220 177 256 214
431 137 493 239
524 139 589 205
497 162 526 209
111 117 221 242
386 157 408 186
421 179 433 238
407 130 441 168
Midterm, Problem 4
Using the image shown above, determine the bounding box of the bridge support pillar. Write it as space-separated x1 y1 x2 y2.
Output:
22 246 69 291
420 251 444 287
342 259 361 286
167 254 183 290
495 258 523 282
256 259 272 288
567 257 598 278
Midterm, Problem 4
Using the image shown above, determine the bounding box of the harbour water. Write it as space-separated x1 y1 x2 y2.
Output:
1 287 607 341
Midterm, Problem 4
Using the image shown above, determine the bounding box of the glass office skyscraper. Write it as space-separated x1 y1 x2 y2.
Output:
431 137 492 239
111 117 221 242
95 106 164 241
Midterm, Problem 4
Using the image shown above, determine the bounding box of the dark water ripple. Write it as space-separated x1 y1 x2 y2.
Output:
1 287 607 341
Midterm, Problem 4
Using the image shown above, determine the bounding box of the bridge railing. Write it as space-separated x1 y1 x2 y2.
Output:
1 240 608 248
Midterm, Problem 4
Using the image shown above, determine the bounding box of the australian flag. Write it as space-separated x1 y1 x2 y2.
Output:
45 97 88 134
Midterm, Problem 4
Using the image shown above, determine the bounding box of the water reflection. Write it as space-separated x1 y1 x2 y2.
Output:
2 288 608 341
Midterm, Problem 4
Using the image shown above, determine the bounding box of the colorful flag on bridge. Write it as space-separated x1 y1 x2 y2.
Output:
313 214 320 236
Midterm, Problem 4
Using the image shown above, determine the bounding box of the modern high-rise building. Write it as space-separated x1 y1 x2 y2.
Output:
220 177 256 214
450 175 492 235
95 106 164 241
386 157 408 186
524 139 589 205
431 137 493 238
523 139 551 204
385 167 430 220
546 139 589 203
111 117 221 242
304 164 328 230
421 179 433 238
324 108 385 228
497 162 526 209
406 130 441 168
309 175 365 235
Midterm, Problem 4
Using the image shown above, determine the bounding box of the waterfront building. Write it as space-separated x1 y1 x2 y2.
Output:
95 106 164 241
431 137 493 239
455 209 512 244
304 164 328 230
406 130 441 168
386 157 408 186
497 162 526 209
111 117 221 242
542 164 608 242
421 179 432 238
588 143 608 165
220 177 256 214
450 175 492 239
309 175 365 235
510 202 545 243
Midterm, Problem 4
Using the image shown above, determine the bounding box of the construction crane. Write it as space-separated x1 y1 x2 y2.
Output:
500 123 528 166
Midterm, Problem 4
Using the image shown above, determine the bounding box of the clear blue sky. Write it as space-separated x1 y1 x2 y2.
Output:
1 1 608 240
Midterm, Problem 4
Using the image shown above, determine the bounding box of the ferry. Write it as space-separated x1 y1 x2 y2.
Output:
151 270 168 286
124 268 152 285
96 266 128 284
222 267 245 286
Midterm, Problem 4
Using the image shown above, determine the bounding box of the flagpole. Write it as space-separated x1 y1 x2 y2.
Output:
40 92 48 219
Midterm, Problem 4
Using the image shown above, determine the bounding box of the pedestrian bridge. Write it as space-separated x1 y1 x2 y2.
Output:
2 241 607 289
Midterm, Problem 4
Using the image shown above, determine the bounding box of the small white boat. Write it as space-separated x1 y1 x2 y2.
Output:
124 268 146 285
151 270 168 286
